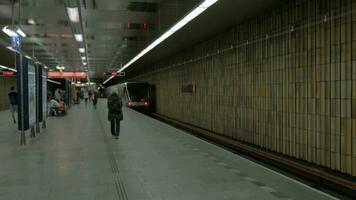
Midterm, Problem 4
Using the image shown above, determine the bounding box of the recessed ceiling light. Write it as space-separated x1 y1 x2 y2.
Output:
81 56 86 60
28 19 36 25
74 34 83 42
79 48 85 53
67 7 79 23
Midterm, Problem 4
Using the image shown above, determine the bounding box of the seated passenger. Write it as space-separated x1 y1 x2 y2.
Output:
59 99 66 114
48 97 60 116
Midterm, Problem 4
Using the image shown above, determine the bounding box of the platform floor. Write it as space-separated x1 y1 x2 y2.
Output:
0 99 338 200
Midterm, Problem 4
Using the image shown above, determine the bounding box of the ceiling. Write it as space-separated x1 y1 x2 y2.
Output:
0 0 200 78
0 0 287 83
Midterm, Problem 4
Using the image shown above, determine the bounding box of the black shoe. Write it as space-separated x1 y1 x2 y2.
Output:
115 136 119 140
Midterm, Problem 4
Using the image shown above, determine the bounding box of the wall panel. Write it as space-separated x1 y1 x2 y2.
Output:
133 0 355 176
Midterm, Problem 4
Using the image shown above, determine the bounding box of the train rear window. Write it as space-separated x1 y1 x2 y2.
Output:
127 84 149 101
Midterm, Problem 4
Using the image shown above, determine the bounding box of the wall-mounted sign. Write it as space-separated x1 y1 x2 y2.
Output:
104 72 125 76
181 84 195 93
48 71 87 79
11 35 21 52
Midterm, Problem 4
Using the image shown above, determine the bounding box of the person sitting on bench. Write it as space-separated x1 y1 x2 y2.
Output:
48 97 60 116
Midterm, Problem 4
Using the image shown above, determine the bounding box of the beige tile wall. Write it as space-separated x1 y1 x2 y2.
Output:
133 0 356 176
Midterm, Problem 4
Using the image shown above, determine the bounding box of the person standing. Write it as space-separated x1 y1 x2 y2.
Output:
84 89 89 105
8 87 18 123
76 89 81 104
92 90 99 110
54 88 61 102
107 92 123 139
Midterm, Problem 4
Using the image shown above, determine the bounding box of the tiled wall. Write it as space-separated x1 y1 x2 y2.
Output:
0 77 16 111
133 0 356 176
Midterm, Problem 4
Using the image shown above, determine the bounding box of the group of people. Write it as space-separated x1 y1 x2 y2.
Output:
7 86 124 140
75 88 99 109
48 88 67 116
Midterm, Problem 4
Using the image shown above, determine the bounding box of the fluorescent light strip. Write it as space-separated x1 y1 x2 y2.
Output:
75 34 83 42
0 65 17 72
6 46 17 52
47 79 61 85
2 26 17 37
103 0 218 84
67 7 79 23
16 28 26 37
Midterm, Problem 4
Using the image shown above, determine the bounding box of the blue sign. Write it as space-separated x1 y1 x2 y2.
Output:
12 35 21 51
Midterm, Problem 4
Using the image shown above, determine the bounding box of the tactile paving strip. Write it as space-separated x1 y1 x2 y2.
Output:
97 115 128 200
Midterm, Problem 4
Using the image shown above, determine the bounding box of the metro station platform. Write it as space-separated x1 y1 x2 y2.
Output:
0 100 338 200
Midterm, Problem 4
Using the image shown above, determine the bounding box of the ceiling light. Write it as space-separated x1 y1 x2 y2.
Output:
103 0 219 84
0 65 17 72
56 66 65 70
2 26 26 38
6 46 17 52
79 48 85 53
83 62 87 65
81 56 86 60
47 79 61 85
15 28 26 37
74 34 83 42
25 55 32 60
67 7 79 23
28 19 36 25
2 26 17 37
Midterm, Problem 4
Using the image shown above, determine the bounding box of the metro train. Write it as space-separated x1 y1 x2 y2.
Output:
106 82 155 112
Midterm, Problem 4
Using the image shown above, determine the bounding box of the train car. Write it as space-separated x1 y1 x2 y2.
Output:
107 82 155 111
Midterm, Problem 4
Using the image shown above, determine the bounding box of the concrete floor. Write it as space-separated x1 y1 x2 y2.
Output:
0 99 338 200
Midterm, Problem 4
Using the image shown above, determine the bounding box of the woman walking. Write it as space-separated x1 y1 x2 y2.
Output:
107 91 123 139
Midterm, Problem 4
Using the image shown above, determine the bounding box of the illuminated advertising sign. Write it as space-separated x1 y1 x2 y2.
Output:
28 62 36 126
0 71 17 76
48 71 87 79
17 57 37 130
42 69 47 119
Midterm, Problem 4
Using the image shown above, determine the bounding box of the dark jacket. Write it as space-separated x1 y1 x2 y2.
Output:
93 91 99 104
107 93 123 121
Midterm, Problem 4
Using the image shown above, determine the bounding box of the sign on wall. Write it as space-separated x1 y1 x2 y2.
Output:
48 71 87 79
181 84 195 93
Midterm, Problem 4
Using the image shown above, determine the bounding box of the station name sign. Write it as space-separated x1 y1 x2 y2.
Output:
48 71 87 79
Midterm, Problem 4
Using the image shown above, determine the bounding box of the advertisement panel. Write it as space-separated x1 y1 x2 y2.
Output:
28 62 36 126
17 57 37 131
42 69 47 118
